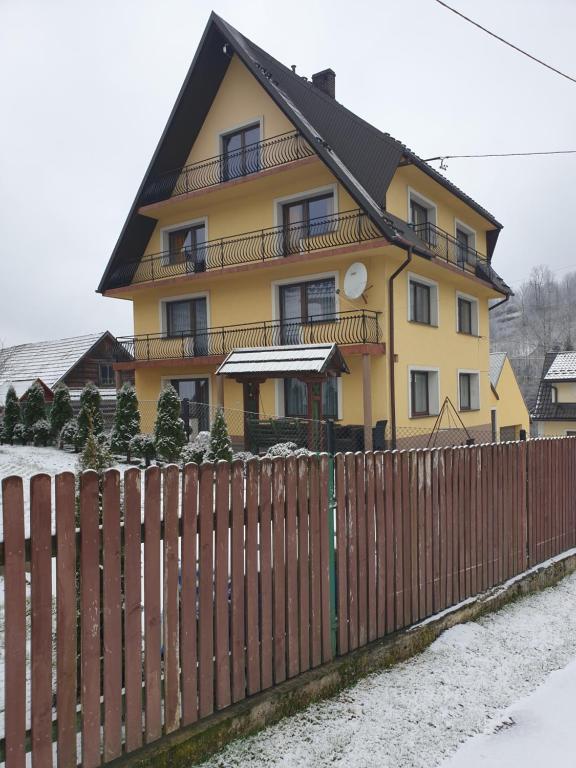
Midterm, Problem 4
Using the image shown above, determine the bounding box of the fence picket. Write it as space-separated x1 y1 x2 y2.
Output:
2 476 26 768
259 459 273 689
298 455 312 665
80 471 101 768
393 452 404 630
231 460 246 701
30 475 53 768
123 468 143 747
272 458 287 682
335 454 348 654
309 455 322 666
365 453 377 643
285 456 299 677
102 470 122 760
245 460 260 695
144 466 162 740
55 472 77 768
355 453 368 647
198 463 215 717
374 453 386 638
181 463 198 725
345 453 358 647
164 466 180 729
319 454 333 661
215 462 231 710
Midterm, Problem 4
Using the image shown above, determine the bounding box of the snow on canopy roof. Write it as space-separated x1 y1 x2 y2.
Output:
544 351 576 381
216 344 350 376
489 352 507 388
0 332 110 390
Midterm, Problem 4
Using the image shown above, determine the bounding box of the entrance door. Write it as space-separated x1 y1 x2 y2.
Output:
242 381 260 451
171 378 210 432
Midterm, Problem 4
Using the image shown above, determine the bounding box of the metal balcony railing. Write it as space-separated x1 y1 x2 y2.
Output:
408 222 489 271
140 131 315 205
107 209 384 289
114 310 382 363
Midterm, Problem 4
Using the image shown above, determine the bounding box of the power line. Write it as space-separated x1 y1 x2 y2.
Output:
422 150 576 163
434 0 576 85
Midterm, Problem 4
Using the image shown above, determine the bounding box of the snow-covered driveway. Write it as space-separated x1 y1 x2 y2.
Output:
199 571 576 768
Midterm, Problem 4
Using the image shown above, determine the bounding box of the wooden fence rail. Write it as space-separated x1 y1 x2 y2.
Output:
1 438 576 767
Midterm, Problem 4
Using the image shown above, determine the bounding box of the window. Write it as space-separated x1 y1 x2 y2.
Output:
284 377 338 419
282 193 334 254
409 368 440 418
455 222 476 266
456 293 479 335
566 431 576 437
279 277 336 343
170 378 210 431
222 123 260 180
409 276 438 326
409 190 436 245
165 297 208 355
551 386 558 403
458 372 480 411
166 223 206 270
98 363 114 387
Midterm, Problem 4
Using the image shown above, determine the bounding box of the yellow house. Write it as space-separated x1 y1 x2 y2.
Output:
532 352 576 437
489 352 530 441
98 12 518 451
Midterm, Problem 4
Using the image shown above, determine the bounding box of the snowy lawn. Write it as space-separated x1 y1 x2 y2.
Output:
444 657 576 767
198 571 576 768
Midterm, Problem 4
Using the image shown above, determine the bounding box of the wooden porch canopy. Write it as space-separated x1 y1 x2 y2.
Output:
215 343 350 382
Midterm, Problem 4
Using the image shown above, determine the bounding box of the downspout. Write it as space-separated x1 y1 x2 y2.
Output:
388 246 413 449
488 294 510 312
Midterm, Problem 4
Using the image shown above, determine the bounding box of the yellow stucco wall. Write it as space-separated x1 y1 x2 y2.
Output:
536 420 576 437
490 356 530 438
120 53 507 441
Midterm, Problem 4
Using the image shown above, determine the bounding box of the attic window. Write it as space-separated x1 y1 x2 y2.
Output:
221 123 261 180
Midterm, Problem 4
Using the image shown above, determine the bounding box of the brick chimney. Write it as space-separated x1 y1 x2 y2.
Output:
311 68 336 99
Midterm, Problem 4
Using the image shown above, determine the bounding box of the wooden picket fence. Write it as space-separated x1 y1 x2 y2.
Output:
1 438 576 768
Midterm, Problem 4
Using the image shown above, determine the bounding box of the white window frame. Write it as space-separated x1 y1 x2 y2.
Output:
158 291 211 335
407 187 438 226
275 376 343 420
454 218 477 250
455 290 480 336
457 369 481 412
408 366 441 418
407 272 440 327
218 117 263 155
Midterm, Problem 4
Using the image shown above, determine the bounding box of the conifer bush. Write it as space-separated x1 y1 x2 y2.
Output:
206 408 233 462
153 385 186 462
110 383 140 461
76 383 103 450
79 418 112 473
1 385 20 444
129 433 156 466
23 382 46 438
50 384 74 444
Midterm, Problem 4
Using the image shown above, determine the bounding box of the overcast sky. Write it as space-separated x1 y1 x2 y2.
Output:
1 0 575 346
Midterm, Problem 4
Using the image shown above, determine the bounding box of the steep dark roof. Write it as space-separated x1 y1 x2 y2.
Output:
97 12 504 293
532 352 576 421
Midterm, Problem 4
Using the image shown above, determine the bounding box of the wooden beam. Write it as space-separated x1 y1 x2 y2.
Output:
215 375 224 408
362 353 373 451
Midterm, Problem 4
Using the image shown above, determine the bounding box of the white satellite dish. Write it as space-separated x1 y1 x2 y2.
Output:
343 262 368 300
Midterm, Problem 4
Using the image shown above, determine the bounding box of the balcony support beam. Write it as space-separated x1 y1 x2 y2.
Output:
215 374 224 409
362 353 373 452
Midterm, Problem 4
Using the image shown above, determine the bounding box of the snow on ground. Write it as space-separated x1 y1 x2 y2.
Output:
442 657 576 767
199 572 576 768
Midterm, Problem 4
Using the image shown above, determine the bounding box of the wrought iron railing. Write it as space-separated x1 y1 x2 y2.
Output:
140 131 315 205
107 209 384 289
408 222 489 271
114 310 381 362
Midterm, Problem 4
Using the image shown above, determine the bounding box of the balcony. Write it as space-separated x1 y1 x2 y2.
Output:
408 222 489 272
114 310 382 364
140 131 315 205
107 209 384 289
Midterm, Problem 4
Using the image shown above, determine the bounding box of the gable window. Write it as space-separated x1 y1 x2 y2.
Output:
408 190 437 246
279 277 336 343
284 377 338 419
455 222 476 266
166 223 206 271
551 386 558 403
98 363 115 387
458 371 480 411
222 123 260 181
165 297 209 355
409 368 440 417
282 193 334 254
409 275 438 326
